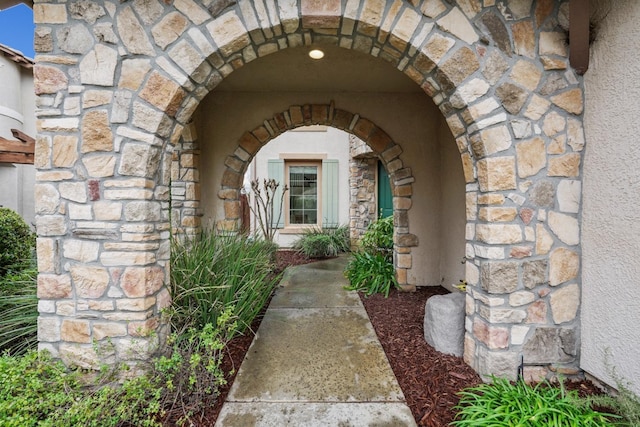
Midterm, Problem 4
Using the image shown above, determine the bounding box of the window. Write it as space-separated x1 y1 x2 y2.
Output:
267 159 339 230
288 163 319 225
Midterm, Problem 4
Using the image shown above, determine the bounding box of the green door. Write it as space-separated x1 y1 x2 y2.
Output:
377 161 393 219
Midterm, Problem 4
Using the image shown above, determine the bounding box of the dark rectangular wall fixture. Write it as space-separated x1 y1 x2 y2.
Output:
570 0 590 75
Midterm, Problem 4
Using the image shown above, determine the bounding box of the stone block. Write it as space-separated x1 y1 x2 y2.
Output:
523 327 577 364
477 157 516 191
481 261 519 294
424 293 465 356
550 284 580 324
71 266 110 298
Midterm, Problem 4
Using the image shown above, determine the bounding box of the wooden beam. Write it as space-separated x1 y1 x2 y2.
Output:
11 129 35 144
0 152 34 164
570 0 590 75
0 136 35 164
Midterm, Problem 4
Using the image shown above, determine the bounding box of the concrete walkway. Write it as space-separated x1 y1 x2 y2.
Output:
215 256 417 427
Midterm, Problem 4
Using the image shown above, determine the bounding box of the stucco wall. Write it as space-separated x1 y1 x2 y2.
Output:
196 90 454 286
438 119 466 292
582 0 640 394
247 126 351 248
0 54 35 226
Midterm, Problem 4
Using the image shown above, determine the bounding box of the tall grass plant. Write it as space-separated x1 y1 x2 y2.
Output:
169 230 279 337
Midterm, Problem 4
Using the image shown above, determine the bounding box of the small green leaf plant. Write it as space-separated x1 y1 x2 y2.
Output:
292 225 350 258
344 216 399 297
0 207 35 278
452 376 620 427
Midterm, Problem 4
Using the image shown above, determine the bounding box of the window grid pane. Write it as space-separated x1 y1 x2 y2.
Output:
289 165 318 225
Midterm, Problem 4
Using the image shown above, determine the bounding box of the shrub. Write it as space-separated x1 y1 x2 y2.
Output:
344 251 399 297
0 266 38 355
292 225 350 258
452 377 620 427
360 215 393 261
170 230 280 336
0 207 35 277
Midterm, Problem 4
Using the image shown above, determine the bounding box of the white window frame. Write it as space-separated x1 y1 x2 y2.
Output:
283 160 323 232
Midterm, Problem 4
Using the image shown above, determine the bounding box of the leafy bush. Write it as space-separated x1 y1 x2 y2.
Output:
452 377 619 427
170 230 280 336
0 266 38 355
0 207 35 277
581 368 640 426
344 251 399 297
292 225 350 258
360 215 393 261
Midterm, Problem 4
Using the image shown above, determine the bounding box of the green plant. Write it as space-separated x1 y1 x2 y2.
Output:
0 207 35 277
579 364 640 426
452 377 620 426
292 225 350 258
344 251 399 297
170 229 279 336
0 265 38 355
360 215 393 261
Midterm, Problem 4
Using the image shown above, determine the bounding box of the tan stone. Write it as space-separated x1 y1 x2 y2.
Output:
509 291 536 307
79 44 117 86
477 157 516 191
524 95 551 121
93 201 123 221
87 300 114 312
557 180 581 214
472 125 511 157
476 224 522 244
539 31 568 56
61 319 91 343
35 215 67 236
510 60 542 91
128 317 160 337
83 155 116 177
421 0 447 18
38 118 80 132
83 90 113 108
535 224 554 255
478 207 517 222
71 266 110 298
542 111 565 137
34 184 60 215
450 78 490 109
390 8 421 50
466 192 477 221
120 267 165 298
516 137 546 178
81 110 113 153
63 239 99 263
567 118 585 152
541 56 567 70
473 317 509 349
34 4 67 24
478 194 505 205
422 32 455 64
461 152 474 183
549 247 579 286
52 135 78 168
547 136 566 154
38 317 61 342
117 298 156 312
550 284 579 324
526 300 547 323
439 46 479 86
119 59 151 90
479 305 526 324
548 153 580 177
117 6 155 55
551 89 583 115
36 238 56 273
152 12 188 49
437 6 478 44
59 182 87 203
139 72 185 117
93 323 127 341
206 11 250 57
301 0 341 28
512 21 535 58
174 0 210 25
34 65 69 95
37 274 71 299
34 136 51 169
548 211 579 246
100 252 156 266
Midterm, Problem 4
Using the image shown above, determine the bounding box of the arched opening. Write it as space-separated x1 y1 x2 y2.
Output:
33 1 586 381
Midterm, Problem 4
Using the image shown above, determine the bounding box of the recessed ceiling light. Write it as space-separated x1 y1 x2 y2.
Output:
308 49 325 59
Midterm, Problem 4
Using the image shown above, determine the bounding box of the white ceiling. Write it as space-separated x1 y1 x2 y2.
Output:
215 44 422 93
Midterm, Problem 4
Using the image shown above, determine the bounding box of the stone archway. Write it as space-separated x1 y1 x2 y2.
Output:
34 0 584 380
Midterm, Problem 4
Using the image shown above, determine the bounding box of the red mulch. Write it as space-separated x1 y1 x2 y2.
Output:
174 252 607 426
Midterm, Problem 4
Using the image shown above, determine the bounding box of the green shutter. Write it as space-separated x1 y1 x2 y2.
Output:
267 159 285 228
322 159 339 228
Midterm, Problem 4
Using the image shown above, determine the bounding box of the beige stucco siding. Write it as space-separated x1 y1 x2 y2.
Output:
582 0 640 394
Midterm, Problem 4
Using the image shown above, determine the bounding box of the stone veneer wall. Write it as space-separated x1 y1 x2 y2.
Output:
349 134 377 245
33 0 586 381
